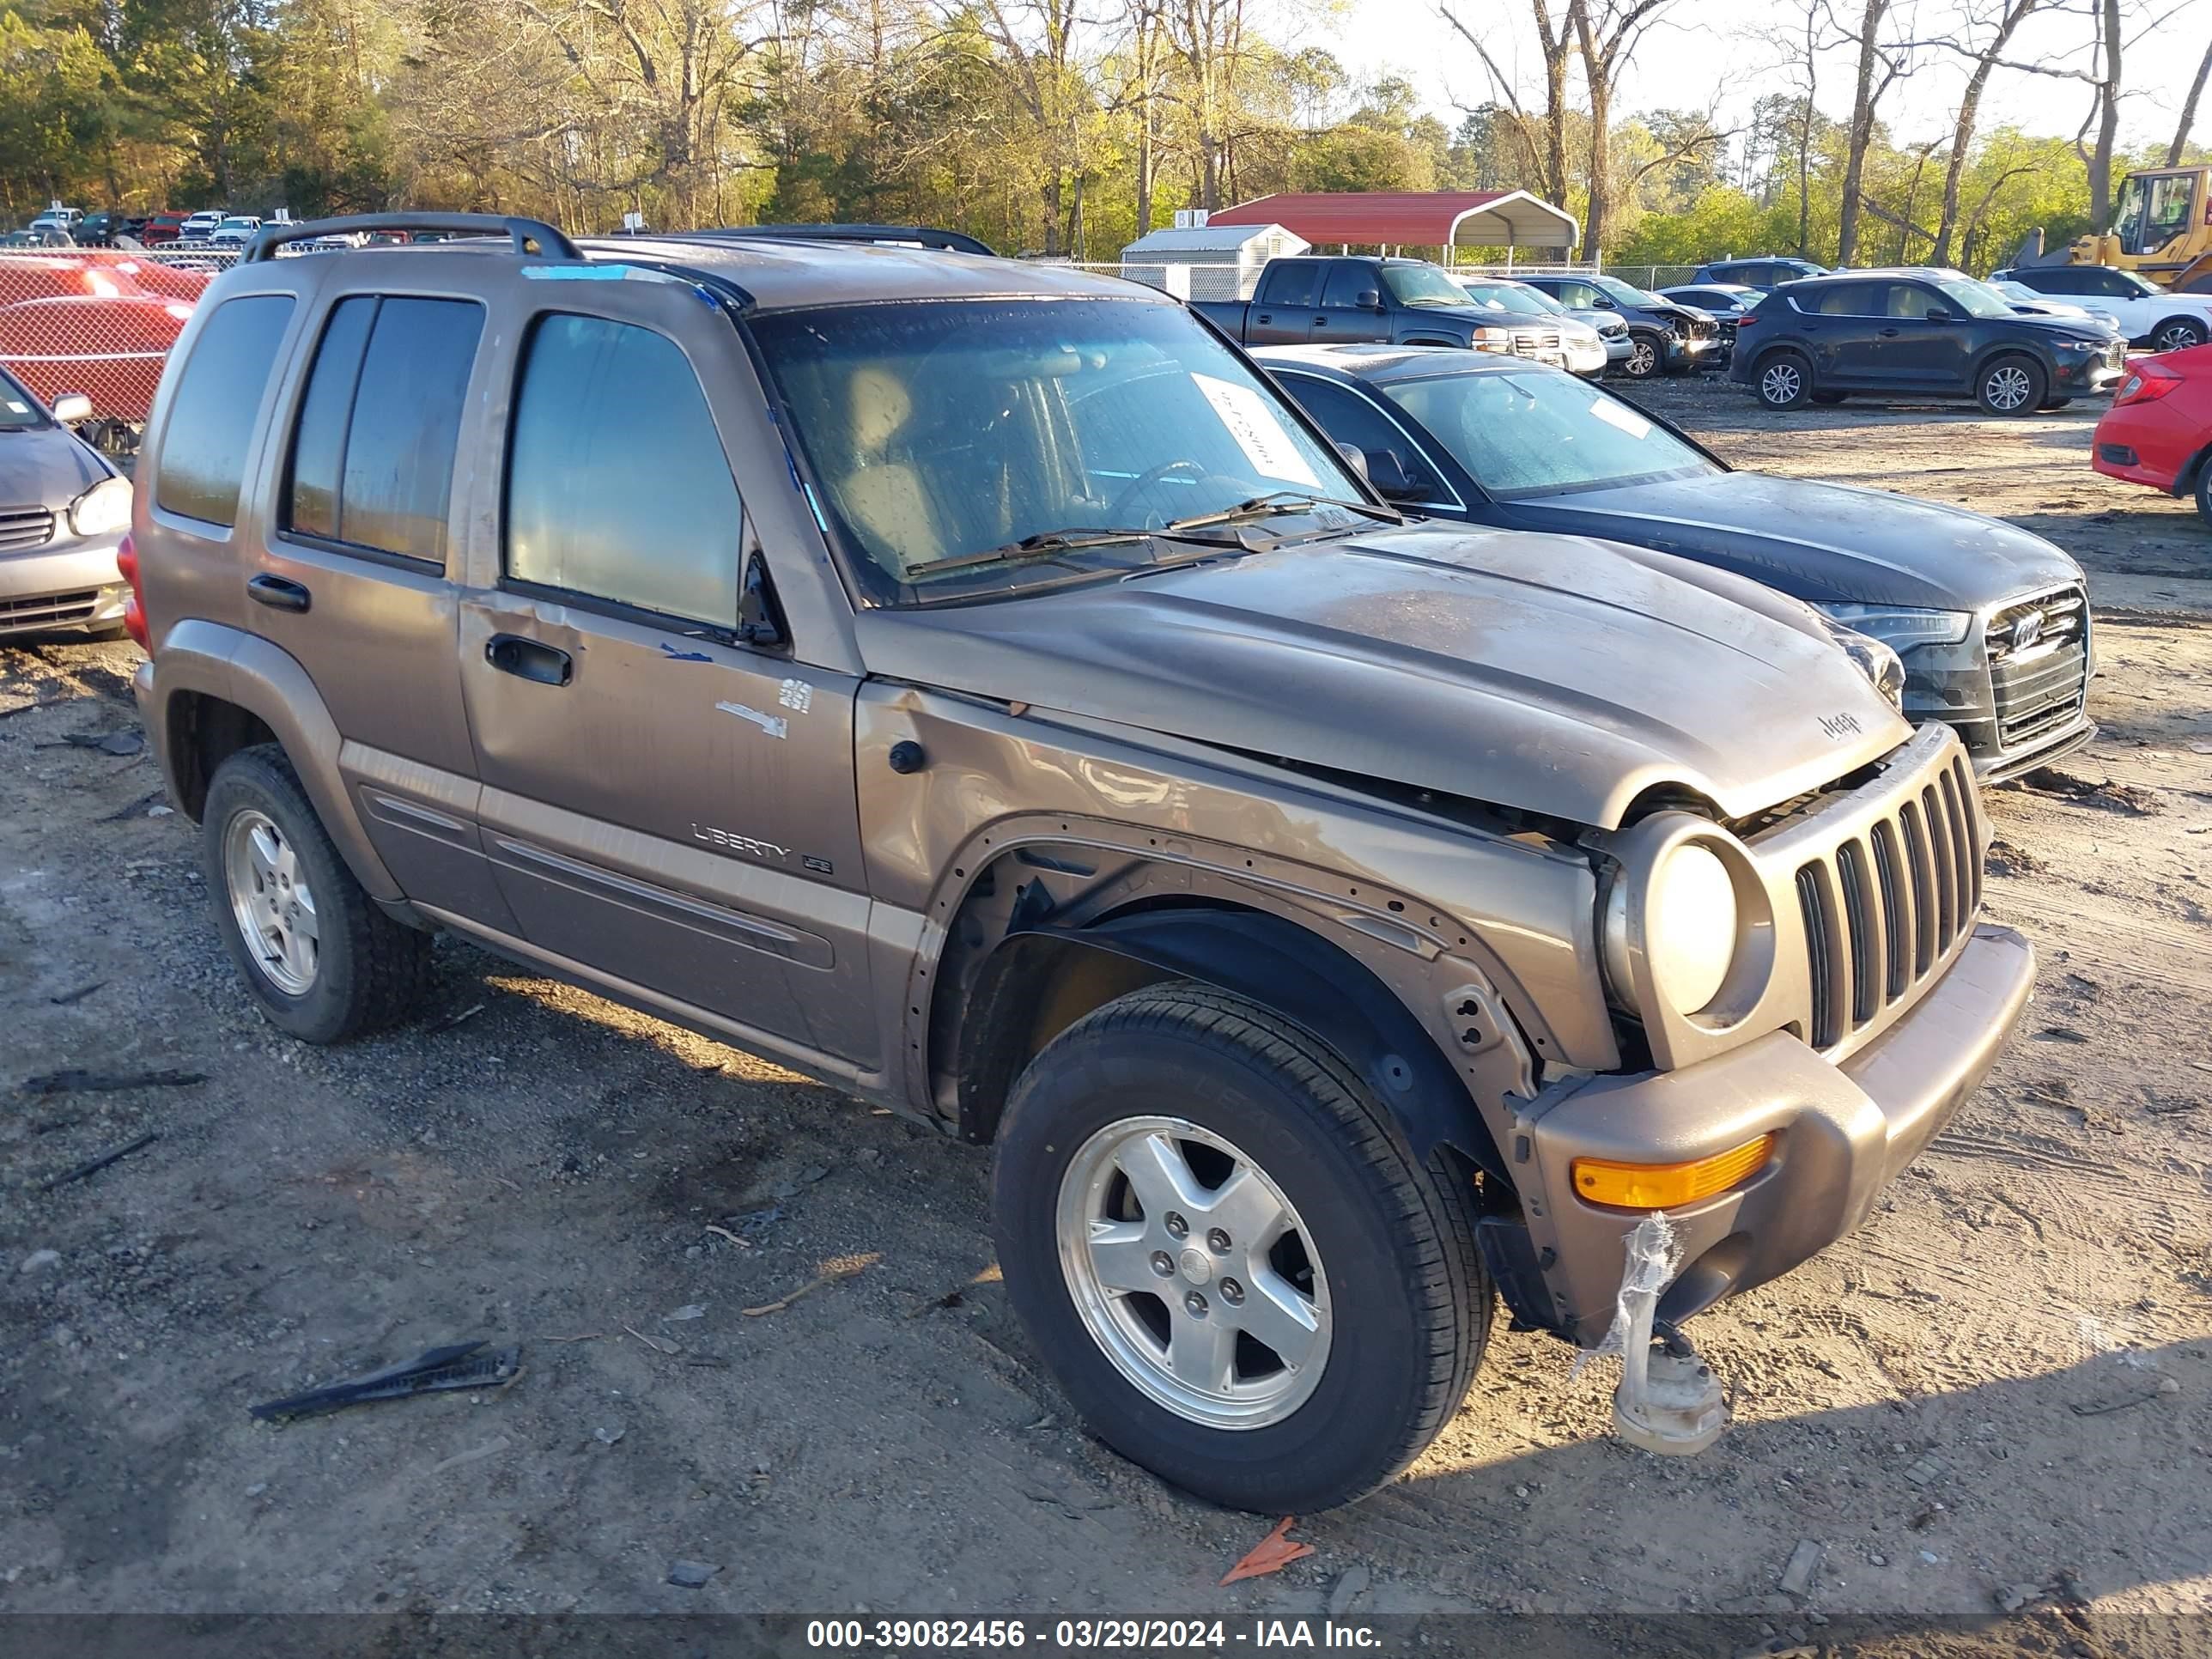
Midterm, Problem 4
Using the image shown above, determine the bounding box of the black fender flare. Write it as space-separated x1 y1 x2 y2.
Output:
1006 908 1509 1181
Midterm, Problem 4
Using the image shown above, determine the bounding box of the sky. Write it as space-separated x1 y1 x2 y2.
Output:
1318 0 2212 158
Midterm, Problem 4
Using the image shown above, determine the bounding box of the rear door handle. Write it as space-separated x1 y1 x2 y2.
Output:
246 574 310 613
485 634 573 687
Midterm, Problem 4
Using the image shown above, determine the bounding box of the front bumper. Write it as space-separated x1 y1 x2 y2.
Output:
0 534 126 636
1516 921 2036 1344
1565 339 1610 377
2057 349 2126 393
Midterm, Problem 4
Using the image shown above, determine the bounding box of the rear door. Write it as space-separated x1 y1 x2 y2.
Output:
1312 261 1389 343
455 281 878 1068
244 280 514 926
1243 261 1323 343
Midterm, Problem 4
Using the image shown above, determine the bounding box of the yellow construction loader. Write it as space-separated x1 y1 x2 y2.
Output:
2016 165 2212 291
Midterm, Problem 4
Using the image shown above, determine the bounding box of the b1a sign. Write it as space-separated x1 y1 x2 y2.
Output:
1173 208 1210 229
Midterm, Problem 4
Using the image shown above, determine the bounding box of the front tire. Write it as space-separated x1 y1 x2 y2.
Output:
1978 352 2047 416
203 744 432 1043
1756 350 1813 410
993 985 1490 1513
1620 332 1662 379
2193 460 2212 528
1810 389 1848 404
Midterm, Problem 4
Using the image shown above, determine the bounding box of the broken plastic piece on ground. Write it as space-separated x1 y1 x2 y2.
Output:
1577 1210 1729 1455
249 1340 520 1422
1220 1515 1315 1584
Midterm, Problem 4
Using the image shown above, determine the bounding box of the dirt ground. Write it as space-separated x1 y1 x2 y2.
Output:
3 379 2209 1645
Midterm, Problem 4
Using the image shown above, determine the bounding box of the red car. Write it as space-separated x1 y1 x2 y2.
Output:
135 212 187 246
2092 344 2212 522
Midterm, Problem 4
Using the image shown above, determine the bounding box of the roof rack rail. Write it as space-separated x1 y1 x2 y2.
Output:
687 223 998 258
243 212 583 264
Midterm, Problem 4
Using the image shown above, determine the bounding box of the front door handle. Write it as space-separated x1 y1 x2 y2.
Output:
1880 327 1902 337
246 574 310 613
485 634 573 687
1256 313 1273 324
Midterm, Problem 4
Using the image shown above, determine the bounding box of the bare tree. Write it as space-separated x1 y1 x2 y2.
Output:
2081 0 2122 224
2167 30 2212 163
1571 0 1683 254
1931 0 2039 265
1834 0 1913 267
1437 1 1574 205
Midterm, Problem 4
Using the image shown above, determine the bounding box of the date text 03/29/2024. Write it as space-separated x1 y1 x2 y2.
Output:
805 1618 1383 1650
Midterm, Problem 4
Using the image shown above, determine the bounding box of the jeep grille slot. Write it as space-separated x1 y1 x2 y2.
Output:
1787 746 1983 1054
1869 821 1910 1001
1796 864 1840 1051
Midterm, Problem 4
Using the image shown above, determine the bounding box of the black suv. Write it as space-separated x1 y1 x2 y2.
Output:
1730 268 2125 415
1516 272 1717 378
1691 256 1827 290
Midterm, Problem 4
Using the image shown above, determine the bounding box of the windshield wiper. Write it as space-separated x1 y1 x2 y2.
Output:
916 526 1156 579
1163 490 1403 533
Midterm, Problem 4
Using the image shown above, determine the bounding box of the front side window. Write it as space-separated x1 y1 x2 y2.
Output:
750 296 1367 601
155 294 295 527
1590 274 1662 308
0 365 52 430
505 313 743 626
1277 375 1442 497
1381 264 1474 308
285 295 483 563
1378 369 1716 500
1321 263 1376 307
1929 277 2011 319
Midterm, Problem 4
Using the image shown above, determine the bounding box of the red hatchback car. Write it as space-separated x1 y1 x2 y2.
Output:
2093 345 2212 522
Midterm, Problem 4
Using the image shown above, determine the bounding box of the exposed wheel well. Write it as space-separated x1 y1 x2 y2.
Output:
164 691 278 821
923 846 1513 1178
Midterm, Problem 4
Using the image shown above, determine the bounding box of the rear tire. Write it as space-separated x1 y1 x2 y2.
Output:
1755 350 1813 410
202 744 432 1043
2151 317 2207 353
993 984 1490 1513
2194 461 2212 529
1977 353 2047 416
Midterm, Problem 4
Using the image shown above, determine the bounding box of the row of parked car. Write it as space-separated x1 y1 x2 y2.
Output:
3 213 2106 1516
12 205 265 250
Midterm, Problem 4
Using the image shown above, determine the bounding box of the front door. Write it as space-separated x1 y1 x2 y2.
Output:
1311 261 1389 344
455 286 878 1069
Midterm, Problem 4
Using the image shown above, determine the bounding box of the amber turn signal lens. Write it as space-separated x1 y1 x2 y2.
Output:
1571 1133 1775 1211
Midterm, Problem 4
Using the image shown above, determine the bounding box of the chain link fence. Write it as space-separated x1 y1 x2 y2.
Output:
1051 258 1705 300
0 246 240 443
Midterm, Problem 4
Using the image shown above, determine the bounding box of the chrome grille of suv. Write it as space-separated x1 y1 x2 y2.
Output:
1508 326 1562 359
1985 584 2088 751
0 505 56 551
1790 748 1983 1051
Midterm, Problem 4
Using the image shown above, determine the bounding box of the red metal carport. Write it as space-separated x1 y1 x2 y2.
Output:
1206 191 1578 264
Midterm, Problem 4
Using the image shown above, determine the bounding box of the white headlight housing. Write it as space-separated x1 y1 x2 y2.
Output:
69 476 132 538
1604 842 1741 1018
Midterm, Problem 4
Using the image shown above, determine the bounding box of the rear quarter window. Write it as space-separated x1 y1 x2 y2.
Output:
155 294 296 527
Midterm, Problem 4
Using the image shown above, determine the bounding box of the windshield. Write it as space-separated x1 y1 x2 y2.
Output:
0 366 50 428
1592 274 1662 307
754 297 1370 599
1378 369 1716 500
1932 277 2014 319
1381 264 1477 308
1455 282 1549 316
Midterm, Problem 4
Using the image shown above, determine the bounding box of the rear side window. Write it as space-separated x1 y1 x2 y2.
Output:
155 295 295 527
1808 283 1879 315
1260 263 1320 308
285 295 483 564
504 313 741 626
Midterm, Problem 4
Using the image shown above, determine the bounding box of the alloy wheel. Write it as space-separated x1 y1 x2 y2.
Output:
1984 364 2033 411
224 809 320 996
1760 361 1802 404
2154 320 2205 352
1055 1115 1330 1430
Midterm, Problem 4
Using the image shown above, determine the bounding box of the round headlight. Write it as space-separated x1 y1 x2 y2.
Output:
1604 842 1740 1018
69 476 132 538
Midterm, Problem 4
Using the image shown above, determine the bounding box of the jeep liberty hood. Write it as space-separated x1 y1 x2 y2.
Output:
855 525 1911 830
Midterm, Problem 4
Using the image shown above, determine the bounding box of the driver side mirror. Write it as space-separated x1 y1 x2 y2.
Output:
50 392 92 424
1362 449 1425 502
1355 289 1382 311
1335 442 1369 483
1926 307 1954 323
